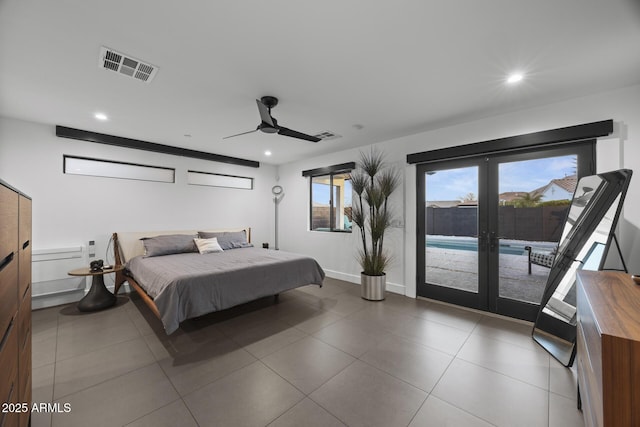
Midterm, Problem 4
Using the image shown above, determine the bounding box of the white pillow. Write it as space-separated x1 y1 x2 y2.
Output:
194 237 224 254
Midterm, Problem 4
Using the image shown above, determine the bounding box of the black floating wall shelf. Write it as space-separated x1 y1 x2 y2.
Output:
56 126 260 168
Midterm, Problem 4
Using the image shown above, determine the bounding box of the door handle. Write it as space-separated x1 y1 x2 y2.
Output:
0 251 15 272
475 230 488 252
489 232 504 252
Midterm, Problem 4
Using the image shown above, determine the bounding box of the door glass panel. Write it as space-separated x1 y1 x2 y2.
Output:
425 166 479 293
333 173 352 231
497 155 577 304
311 175 331 230
311 173 353 232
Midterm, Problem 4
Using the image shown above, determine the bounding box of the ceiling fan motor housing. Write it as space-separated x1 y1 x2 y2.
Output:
259 114 278 133
261 96 279 109
260 124 278 133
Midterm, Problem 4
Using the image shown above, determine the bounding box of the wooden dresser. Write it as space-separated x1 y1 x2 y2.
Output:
0 180 32 427
576 270 640 427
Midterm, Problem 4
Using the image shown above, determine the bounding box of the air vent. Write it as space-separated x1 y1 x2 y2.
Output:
313 131 342 141
99 46 158 83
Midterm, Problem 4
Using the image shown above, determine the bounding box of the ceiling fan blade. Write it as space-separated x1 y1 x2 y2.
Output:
256 99 274 127
222 129 258 139
278 126 321 142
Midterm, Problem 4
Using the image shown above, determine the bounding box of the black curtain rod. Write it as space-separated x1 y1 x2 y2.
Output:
56 126 260 168
407 119 614 165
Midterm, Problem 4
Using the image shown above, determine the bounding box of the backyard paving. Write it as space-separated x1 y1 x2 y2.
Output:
426 244 553 305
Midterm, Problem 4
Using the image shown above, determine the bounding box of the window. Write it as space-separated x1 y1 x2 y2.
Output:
63 155 175 183
187 170 253 189
302 162 355 232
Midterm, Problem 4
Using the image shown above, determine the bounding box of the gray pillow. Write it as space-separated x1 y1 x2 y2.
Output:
141 234 198 257
198 230 253 250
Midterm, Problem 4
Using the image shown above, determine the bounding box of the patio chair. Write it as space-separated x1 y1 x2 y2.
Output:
524 246 557 274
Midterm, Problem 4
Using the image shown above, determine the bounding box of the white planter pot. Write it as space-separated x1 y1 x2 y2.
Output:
361 273 386 301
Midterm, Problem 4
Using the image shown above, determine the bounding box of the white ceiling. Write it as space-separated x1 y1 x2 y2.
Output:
1 0 639 165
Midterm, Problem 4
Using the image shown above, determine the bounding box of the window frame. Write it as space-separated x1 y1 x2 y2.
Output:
187 170 253 190
63 155 175 183
302 162 355 233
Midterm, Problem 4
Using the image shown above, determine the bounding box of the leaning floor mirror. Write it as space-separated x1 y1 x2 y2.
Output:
532 168 633 366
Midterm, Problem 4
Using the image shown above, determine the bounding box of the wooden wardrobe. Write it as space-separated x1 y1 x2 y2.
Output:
576 271 640 426
1 179 32 427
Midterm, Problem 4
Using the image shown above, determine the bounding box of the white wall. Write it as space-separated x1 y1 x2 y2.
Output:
278 84 640 298
0 117 278 297
3 84 639 303
276 145 408 294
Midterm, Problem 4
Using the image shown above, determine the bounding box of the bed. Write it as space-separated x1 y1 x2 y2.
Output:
112 228 325 334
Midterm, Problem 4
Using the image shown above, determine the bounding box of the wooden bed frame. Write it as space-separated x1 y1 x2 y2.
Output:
111 228 251 321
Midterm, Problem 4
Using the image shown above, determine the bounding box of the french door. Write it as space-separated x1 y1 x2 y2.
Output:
417 143 594 321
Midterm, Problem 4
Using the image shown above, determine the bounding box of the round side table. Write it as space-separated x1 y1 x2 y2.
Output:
68 265 124 312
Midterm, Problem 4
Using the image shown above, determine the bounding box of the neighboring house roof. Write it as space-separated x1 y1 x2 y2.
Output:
552 175 577 193
433 175 576 206
498 175 577 203
530 184 551 199
530 175 576 200
498 192 530 202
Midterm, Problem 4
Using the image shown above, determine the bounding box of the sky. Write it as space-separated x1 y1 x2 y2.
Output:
311 155 577 205
425 155 576 201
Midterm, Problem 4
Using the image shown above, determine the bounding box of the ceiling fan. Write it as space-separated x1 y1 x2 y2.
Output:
223 96 321 142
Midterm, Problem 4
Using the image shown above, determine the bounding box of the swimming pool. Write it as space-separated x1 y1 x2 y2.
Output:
426 236 526 256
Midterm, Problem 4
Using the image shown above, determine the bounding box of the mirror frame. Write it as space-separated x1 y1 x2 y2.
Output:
532 169 633 366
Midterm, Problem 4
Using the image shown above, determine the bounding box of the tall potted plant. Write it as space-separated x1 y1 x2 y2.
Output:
350 149 400 300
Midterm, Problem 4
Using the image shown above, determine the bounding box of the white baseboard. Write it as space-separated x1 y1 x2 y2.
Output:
324 269 360 284
323 269 406 296
31 277 132 310
32 277 86 310
386 282 406 296
32 289 84 310
33 276 86 297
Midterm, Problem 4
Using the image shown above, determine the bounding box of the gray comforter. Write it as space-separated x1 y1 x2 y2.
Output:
126 247 325 333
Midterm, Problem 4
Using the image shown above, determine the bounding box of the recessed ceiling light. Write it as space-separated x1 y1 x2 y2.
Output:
506 73 524 84
264 150 272 156
94 112 108 121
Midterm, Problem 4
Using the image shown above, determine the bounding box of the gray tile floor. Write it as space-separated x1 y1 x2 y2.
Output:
31 278 584 427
